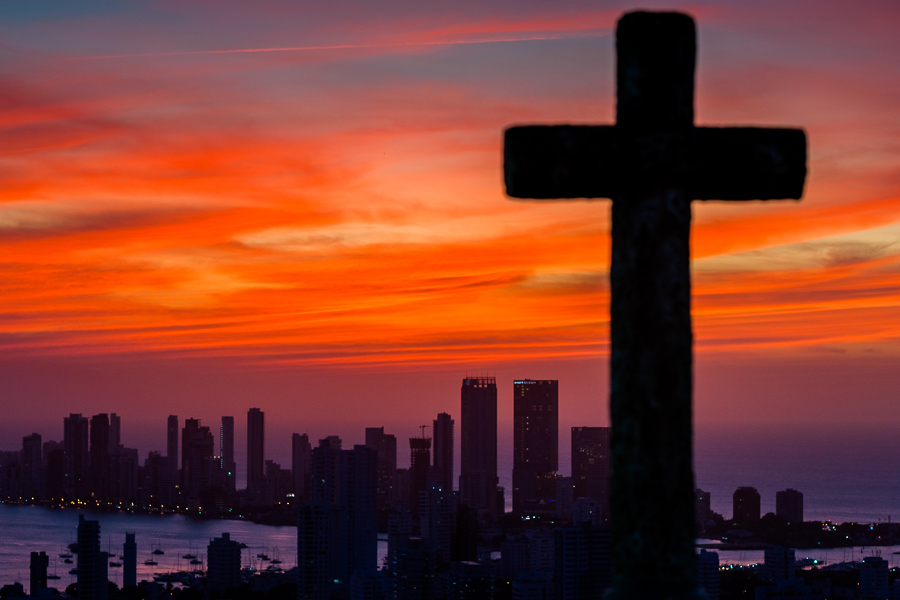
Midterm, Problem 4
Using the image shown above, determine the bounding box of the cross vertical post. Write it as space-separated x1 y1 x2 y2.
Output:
504 11 806 599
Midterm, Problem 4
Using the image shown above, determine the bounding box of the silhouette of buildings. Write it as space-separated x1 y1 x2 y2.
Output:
571 426 610 518
29 551 48 596
207 532 243 595
181 418 214 507
409 435 432 513
459 376 498 517
365 427 397 513
776 488 804 525
696 549 720 600
513 379 558 516
77 514 108 600
166 414 178 478
433 413 454 494
63 414 89 498
292 432 312 502
220 416 236 493
21 433 43 501
298 437 377 599
123 532 136 588
733 486 761 528
89 414 110 501
247 408 265 506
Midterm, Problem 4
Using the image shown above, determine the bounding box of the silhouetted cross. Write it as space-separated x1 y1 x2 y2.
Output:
504 11 805 600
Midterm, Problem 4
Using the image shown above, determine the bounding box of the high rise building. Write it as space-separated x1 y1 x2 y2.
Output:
513 379 559 515
123 532 137 588
292 433 312 502
365 427 397 512
220 416 236 493
182 419 215 505
90 414 111 501
21 433 43 501
733 486 761 527
432 413 454 493
30 551 48 596
298 438 377 599
247 408 265 505
63 414 89 498
207 532 243 594
775 488 803 525
167 415 179 482
459 376 498 517
77 514 108 600
571 426 611 517
409 436 431 512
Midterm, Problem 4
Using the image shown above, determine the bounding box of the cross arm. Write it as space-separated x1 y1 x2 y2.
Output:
689 127 806 200
503 125 806 201
504 125 618 199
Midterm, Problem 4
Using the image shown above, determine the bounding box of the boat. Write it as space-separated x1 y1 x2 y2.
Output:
68 568 78 575
63 559 73 564
47 574 61 581
109 561 122 568
152 548 164 555
144 559 158 566
189 558 202 566
182 553 197 560
256 553 270 561
59 553 73 559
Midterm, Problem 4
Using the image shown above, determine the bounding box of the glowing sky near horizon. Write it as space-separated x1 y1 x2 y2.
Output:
1 0 899 461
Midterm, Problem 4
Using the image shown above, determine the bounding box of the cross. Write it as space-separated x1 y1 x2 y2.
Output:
504 11 805 600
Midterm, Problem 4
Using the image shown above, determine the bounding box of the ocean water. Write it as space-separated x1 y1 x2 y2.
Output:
0 505 298 594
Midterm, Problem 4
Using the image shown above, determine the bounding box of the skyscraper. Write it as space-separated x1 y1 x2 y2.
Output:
167 415 178 477
21 433 43 501
299 438 377 599
123 532 137 588
733 486 761 527
571 426 611 517
432 413 454 493
408 435 431 512
247 408 265 505
90 414 111 501
364 427 397 512
63 414 89 498
182 418 214 505
220 416 236 492
292 433 312 502
513 379 559 515
77 515 108 600
775 488 803 525
459 376 498 517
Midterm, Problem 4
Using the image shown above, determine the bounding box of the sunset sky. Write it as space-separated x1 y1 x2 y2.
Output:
1 1 899 478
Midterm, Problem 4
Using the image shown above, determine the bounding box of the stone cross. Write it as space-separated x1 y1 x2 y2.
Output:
504 11 805 600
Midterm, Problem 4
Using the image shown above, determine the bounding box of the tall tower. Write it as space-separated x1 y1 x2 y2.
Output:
409 435 432 512
182 418 214 505
89 413 111 502
167 415 179 475
77 515 108 600
512 379 559 516
292 433 312 502
299 438 377 598
459 376 498 517
63 414 89 498
247 408 265 505
571 426 611 517
364 427 397 512
123 532 137 588
432 413 454 493
21 433 43 501
220 416 236 492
